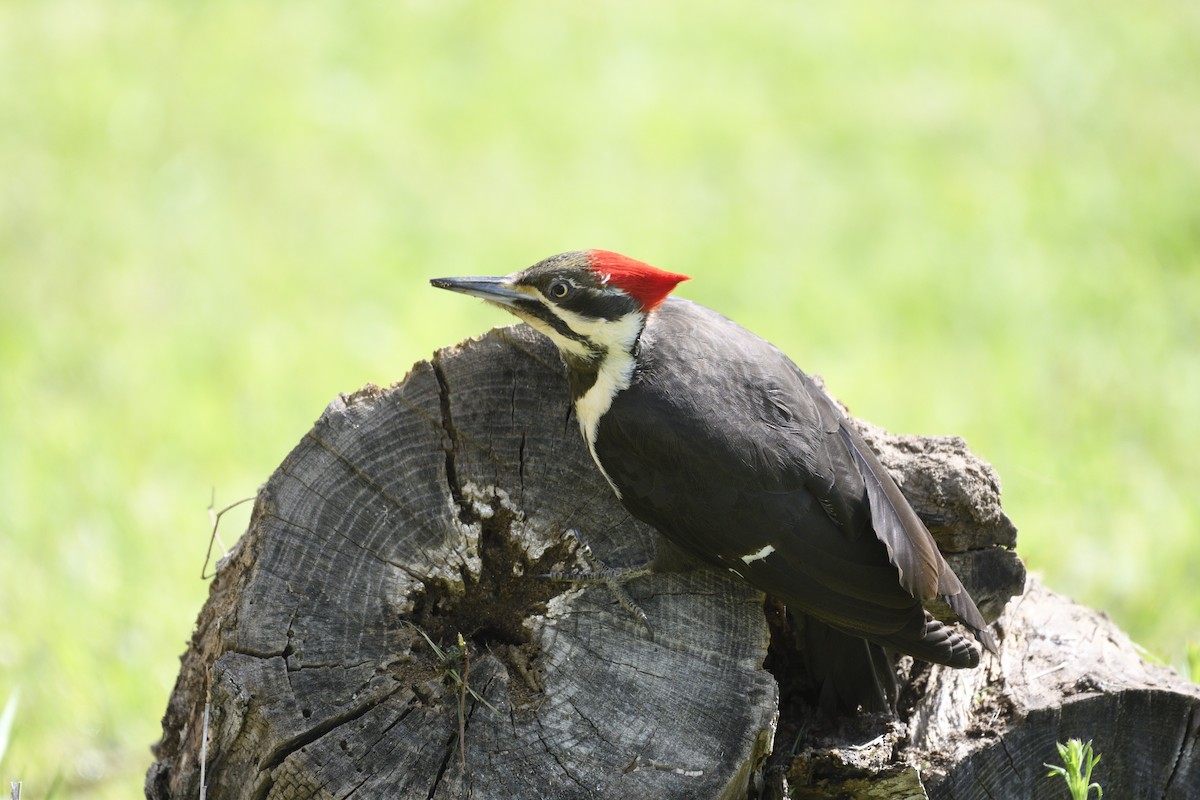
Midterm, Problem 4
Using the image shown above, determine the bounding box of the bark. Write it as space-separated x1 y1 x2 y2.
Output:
146 324 1197 800
782 578 1200 799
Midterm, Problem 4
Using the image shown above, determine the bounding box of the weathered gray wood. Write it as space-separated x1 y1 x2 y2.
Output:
147 325 777 800
148 322 1196 800
916 577 1200 799
779 577 1200 798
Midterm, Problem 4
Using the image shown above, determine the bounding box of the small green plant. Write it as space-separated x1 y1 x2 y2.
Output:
410 628 499 714
1045 738 1103 799
1187 642 1200 684
410 626 499 772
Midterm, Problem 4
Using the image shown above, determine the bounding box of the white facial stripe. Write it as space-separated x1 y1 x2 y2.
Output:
741 544 775 564
575 344 635 499
545 301 644 500
517 287 646 500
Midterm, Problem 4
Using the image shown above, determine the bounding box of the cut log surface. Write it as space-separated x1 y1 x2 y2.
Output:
147 325 777 800
147 323 1199 800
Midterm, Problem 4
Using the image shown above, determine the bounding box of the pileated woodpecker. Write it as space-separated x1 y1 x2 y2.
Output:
431 250 996 671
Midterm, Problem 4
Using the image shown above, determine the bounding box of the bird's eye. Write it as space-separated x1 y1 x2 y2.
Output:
549 281 571 300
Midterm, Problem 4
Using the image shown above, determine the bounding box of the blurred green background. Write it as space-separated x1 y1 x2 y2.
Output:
2 0 1198 795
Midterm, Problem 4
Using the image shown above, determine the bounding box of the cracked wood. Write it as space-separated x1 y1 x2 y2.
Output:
146 325 777 800
146 323 1197 800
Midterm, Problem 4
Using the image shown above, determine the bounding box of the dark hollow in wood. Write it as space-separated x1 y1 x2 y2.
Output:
146 324 1197 799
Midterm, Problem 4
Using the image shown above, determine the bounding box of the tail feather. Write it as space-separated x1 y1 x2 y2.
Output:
834 416 998 660
943 586 999 656
871 610 982 669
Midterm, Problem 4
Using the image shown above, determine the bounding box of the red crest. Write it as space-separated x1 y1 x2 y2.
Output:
587 250 690 311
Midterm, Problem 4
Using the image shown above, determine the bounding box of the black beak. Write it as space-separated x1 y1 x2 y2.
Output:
429 276 528 310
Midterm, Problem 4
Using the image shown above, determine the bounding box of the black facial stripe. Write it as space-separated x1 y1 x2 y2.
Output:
559 289 640 321
516 298 601 351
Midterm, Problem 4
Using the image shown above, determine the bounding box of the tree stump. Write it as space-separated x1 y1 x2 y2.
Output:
146 324 1200 799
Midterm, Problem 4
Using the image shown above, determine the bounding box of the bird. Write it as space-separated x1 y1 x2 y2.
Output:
430 249 996 687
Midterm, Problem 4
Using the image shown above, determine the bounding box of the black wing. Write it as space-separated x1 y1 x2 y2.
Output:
594 298 994 665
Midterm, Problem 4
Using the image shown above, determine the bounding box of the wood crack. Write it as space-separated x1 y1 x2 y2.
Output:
258 683 410 774
1161 702 1198 798
430 352 469 523
533 713 590 791
995 732 1021 787
567 697 614 749
426 726 461 800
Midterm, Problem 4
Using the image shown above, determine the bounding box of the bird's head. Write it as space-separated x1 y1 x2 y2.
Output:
431 250 690 364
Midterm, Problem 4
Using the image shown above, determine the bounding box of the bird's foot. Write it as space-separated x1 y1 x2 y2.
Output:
542 529 654 638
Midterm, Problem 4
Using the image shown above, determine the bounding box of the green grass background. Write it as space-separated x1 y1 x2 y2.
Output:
2 0 1198 795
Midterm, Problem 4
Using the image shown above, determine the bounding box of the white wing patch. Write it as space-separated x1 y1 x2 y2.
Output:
740 544 776 564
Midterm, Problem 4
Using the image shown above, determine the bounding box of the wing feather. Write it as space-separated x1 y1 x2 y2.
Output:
835 421 941 601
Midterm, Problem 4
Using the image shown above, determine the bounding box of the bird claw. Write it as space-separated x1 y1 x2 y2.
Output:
540 528 655 640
